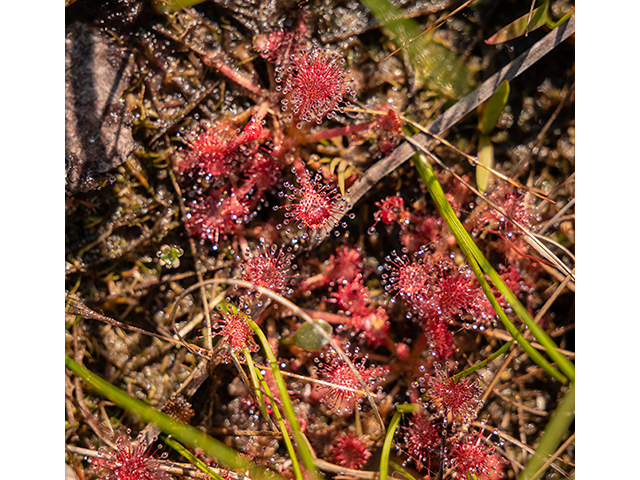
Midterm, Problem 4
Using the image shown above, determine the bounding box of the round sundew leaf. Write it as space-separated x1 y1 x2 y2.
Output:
291 319 333 351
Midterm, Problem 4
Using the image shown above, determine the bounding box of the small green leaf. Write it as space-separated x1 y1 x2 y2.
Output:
157 244 184 269
477 134 494 194
485 2 551 45
480 80 510 134
290 319 333 351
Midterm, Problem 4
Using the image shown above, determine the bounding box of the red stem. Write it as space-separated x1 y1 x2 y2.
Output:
297 120 376 145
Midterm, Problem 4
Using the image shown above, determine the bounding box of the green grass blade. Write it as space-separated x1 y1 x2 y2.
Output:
241 348 272 425
65 355 288 480
243 349 304 480
479 80 510 134
379 410 402 480
162 435 227 480
245 317 321 480
485 2 551 45
476 134 494 194
519 382 575 480
412 152 573 384
454 339 514 381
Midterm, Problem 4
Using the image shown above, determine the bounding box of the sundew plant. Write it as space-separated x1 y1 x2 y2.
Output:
65 1 575 480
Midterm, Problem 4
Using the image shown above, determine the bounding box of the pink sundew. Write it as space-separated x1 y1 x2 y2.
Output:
331 432 373 470
330 274 370 317
423 318 455 360
176 113 277 196
373 195 406 226
423 260 492 326
401 412 441 471
178 122 235 180
349 306 390 348
92 431 170 480
241 242 293 296
329 275 391 347
213 310 259 363
314 347 381 414
185 189 251 247
424 365 483 425
384 253 431 307
325 246 364 284
245 151 280 194
275 168 346 240
451 429 504 480
255 17 308 67
474 186 536 238
279 46 352 127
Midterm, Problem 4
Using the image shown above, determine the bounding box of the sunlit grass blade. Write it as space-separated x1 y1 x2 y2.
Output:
245 316 321 480
241 348 272 428
519 382 575 480
243 348 304 480
162 435 227 480
485 2 551 45
476 134 494 194
379 410 402 480
412 152 574 384
479 80 510 135
65 355 288 480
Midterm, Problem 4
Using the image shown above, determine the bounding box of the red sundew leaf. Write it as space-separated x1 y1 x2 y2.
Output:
279 46 352 127
275 168 346 240
314 347 382 415
401 412 441 472
213 310 259 363
242 242 293 297
93 430 171 480
331 432 373 470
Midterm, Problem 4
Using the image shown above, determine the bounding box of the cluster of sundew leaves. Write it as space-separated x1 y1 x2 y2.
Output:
391 363 506 479
277 44 354 128
274 166 352 242
240 240 295 299
192 184 536 477
64 1 574 478
312 343 384 415
90 430 170 480
170 9 397 250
